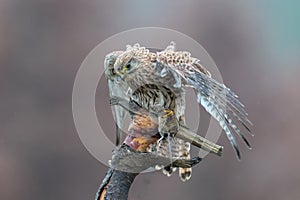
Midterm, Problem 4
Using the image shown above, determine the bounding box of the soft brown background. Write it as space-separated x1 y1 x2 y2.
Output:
1 0 300 200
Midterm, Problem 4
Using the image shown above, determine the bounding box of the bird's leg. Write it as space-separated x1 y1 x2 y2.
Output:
156 109 179 165
158 109 179 137
167 130 173 162
110 96 145 117
110 96 129 110
110 96 160 120
109 96 120 104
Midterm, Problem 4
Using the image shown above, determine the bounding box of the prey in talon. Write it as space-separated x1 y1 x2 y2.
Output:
110 95 223 156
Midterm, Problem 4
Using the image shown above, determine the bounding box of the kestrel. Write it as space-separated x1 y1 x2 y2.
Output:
104 42 252 181
105 47 194 181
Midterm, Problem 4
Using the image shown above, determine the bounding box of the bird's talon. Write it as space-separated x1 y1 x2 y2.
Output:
109 96 119 106
157 135 165 144
190 157 202 167
163 109 174 118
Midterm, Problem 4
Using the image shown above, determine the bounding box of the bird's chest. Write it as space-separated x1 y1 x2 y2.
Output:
130 84 175 114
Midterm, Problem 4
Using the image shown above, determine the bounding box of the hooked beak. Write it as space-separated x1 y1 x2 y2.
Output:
117 68 126 78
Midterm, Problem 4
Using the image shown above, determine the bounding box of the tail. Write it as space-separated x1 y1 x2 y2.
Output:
178 139 192 181
153 137 192 181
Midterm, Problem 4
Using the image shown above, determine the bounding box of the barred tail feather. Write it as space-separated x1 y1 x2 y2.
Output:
178 140 192 181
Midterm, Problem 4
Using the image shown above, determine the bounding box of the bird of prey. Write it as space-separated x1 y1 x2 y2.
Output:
104 42 252 181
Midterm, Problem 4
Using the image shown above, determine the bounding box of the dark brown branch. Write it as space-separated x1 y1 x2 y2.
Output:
95 167 138 200
95 144 202 200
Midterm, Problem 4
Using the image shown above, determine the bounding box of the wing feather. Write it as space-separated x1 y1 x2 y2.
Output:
156 50 252 158
104 51 130 145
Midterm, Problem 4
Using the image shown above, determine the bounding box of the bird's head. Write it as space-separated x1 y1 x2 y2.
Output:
114 50 140 79
104 51 123 81
114 44 150 79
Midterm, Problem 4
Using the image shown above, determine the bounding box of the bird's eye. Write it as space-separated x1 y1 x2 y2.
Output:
124 63 131 70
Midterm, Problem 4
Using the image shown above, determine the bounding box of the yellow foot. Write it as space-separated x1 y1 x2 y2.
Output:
163 109 174 118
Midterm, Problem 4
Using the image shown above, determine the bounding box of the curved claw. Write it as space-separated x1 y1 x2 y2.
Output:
110 96 120 106
158 110 179 135
162 109 175 117
172 157 202 168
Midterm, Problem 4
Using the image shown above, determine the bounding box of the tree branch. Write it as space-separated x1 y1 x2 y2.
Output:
95 144 202 200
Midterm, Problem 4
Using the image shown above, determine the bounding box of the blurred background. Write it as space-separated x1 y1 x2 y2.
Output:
1 0 300 199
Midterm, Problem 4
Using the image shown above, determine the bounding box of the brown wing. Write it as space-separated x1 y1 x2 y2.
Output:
156 44 252 159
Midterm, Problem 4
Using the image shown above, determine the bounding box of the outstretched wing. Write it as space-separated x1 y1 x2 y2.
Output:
104 51 131 145
156 43 252 159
